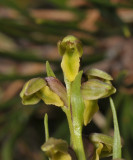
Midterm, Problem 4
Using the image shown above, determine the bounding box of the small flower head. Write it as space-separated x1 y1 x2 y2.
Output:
20 77 66 107
89 133 113 160
41 138 72 160
81 69 116 125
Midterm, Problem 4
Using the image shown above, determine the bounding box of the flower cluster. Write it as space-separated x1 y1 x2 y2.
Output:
20 35 117 160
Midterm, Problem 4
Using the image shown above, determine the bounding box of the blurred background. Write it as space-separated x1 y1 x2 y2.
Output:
0 0 133 160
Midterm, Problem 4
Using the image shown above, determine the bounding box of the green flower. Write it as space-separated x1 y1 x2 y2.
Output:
58 35 83 82
41 138 72 160
89 133 113 160
81 68 116 126
20 77 67 107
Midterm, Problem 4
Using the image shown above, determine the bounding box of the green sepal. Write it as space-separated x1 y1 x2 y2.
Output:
41 137 71 160
81 79 116 100
24 78 46 96
86 68 113 81
83 100 99 126
46 61 56 78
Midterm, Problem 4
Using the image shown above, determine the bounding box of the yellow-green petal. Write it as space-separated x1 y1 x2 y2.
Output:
61 49 80 82
38 86 64 107
84 100 99 126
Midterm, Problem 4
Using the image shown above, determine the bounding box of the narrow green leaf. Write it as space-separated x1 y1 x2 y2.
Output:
109 97 121 159
44 114 49 142
71 71 86 160
71 71 84 129
46 61 56 77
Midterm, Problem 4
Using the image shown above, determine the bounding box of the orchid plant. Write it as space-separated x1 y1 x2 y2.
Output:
20 35 123 160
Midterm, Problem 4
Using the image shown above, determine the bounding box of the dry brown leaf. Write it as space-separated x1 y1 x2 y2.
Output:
117 9 133 23
0 7 19 19
2 80 24 102
67 0 88 7
18 62 45 75
93 111 106 129
31 9 76 22
79 9 100 32
17 140 43 160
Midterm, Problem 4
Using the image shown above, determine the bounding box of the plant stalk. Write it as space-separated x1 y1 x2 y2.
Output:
65 78 86 160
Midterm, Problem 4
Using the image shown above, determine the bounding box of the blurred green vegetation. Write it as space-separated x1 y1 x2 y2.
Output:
0 0 133 160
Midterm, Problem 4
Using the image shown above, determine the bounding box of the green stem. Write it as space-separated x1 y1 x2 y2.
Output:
109 97 121 159
66 110 86 160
